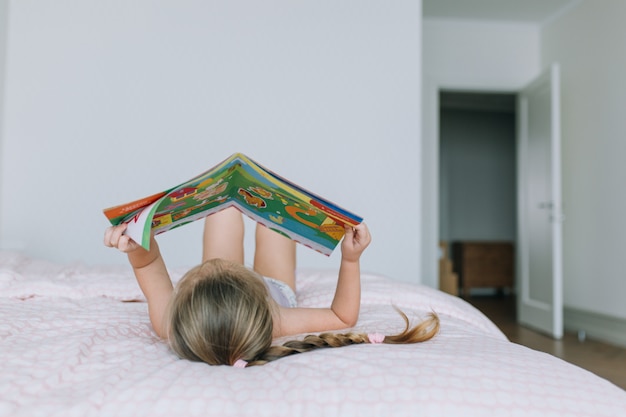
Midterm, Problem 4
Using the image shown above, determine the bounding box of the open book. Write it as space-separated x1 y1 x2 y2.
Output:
103 153 362 255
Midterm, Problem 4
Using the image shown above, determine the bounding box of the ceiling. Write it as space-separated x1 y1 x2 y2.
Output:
422 0 581 24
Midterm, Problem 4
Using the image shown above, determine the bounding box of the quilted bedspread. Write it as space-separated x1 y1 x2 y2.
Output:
0 251 625 417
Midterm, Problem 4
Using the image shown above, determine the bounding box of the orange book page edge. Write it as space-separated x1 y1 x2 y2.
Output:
102 191 167 222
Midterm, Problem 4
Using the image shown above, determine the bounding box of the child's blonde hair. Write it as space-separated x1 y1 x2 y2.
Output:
167 258 274 366
167 259 440 367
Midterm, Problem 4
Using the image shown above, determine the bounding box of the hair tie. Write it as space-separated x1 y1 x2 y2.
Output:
233 359 248 368
368 333 385 344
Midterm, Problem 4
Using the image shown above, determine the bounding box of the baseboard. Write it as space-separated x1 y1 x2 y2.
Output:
564 307 626 349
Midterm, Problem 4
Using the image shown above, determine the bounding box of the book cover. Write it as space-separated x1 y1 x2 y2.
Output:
103 153 362 255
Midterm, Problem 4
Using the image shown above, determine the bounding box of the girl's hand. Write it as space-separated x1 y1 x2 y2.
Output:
340 222 371 263
103 223 141 253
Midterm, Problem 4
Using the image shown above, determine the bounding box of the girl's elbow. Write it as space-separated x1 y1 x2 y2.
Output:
330 307 359 328
341 315 359 328
151 323 166 339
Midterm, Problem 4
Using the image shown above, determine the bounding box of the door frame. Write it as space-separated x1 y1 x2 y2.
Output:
516 63 563 338
423 71 562 338
421 76 520 289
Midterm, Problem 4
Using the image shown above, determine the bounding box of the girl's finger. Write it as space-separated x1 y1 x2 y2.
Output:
118 235 133 252
105 224 128 248
354 223 371 247
103 227 115 247
111 227 122 247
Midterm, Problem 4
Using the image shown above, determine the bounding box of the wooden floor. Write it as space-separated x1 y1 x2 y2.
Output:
467 295 626 391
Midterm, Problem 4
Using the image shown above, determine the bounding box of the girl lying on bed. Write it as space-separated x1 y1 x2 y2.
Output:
103 207 439 367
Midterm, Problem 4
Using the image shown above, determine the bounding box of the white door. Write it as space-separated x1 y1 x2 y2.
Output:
517 63 563 339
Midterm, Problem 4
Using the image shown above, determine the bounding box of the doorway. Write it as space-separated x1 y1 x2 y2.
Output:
438 90 517 298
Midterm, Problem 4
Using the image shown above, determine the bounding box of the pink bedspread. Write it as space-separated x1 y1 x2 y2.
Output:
1 251 624 417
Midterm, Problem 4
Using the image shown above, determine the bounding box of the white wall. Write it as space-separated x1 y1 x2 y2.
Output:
0 0 423 283
422 19 540 287
423 19 541 89
0 0 8 222
542 0 626 320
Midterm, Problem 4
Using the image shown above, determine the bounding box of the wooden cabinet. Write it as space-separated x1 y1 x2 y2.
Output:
438 241 458 296
452 241 514 297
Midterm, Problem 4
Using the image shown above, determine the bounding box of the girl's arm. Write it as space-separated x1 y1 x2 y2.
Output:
274 223 371 336
104 224 173 338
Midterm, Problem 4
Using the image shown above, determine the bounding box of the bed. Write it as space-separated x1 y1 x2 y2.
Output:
1 250 625 417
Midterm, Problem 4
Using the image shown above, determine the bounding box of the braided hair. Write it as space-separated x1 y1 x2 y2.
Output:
246 309 440 367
